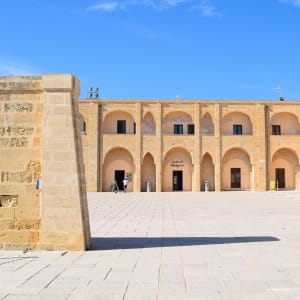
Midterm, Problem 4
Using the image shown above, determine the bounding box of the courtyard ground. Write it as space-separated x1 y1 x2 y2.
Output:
1 191 300 299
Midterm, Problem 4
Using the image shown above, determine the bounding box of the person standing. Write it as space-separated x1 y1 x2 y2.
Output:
122 177 129 193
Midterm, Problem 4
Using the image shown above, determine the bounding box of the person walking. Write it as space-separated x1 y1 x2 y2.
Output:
122 177 129 193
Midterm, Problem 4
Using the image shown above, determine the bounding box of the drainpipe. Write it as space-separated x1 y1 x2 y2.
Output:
265 105 269 191
97 104 102 192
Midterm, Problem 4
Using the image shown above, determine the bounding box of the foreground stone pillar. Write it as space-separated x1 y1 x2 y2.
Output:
40 74 91 250
0 74 91 250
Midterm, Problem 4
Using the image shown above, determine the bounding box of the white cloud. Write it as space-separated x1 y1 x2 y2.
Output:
191 0 219 16
87 1 121 11
87 0 219 13
279 0 300 7
0 60 37 76
192 4 218 16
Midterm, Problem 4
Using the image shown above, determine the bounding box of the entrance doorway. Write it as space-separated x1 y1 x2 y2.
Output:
275 168 285 189
231 168 241 188
173 171 183 191
115 170 125 190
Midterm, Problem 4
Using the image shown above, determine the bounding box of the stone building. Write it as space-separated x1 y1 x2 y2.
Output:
79 99 300 192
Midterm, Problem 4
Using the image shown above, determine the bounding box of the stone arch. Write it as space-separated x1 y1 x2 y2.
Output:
163 147 194 191
222 148 252 190
142 112 156 135
201 112 214 135
222 112 253 135
163 111 193 135
141 152 156 192
102 147 135 192
271 112 300 135
103 111 136 134
201 153 215 191
270 148 299 190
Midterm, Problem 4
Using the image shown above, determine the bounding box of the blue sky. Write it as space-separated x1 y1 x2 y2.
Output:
0 0 300 100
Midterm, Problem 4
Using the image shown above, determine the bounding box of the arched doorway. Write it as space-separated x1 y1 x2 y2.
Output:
201 153 215 191
141 153 156 192
271 148 299 190
102 148 135 192
222 148 252 190
163 147 193 192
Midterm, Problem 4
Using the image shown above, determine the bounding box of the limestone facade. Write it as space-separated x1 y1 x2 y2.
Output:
79 100 300 192
0 75 91 250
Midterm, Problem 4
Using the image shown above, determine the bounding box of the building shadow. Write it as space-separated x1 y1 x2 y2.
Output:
90 236 279 251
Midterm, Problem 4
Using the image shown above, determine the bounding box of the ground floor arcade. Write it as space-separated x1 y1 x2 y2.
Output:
100 146 300 192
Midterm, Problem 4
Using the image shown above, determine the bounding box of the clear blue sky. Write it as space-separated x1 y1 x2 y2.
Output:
1 0 300 100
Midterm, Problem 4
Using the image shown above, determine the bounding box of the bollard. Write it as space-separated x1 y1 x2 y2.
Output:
146 181 151 192
204 181 209 192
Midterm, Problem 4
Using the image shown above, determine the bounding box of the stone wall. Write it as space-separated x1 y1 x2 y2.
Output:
0 75 91 250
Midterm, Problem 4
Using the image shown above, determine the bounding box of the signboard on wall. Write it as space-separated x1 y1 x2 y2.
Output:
170 160 184 167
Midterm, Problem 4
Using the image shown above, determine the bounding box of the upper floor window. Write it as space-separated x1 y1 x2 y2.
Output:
187 124 195 135
222 112 252 135
117 120 126 134
174 124 183 135
272 125 281 135
233 124 243 135
81 121 86 135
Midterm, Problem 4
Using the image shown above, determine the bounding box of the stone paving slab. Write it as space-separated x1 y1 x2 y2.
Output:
1 191 300 299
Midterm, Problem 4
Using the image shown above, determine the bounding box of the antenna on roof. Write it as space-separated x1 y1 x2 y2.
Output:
273 86 284 101
87 87 99 99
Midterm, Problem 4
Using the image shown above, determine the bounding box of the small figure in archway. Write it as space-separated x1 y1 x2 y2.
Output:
122 177 129 193
111 181 119 193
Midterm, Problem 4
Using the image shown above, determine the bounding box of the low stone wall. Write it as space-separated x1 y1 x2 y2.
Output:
0 75 91 250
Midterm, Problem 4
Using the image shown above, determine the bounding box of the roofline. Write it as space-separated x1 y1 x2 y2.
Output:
78 98 300 104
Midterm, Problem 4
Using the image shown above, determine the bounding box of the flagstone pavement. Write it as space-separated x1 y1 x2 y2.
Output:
1 191 300 299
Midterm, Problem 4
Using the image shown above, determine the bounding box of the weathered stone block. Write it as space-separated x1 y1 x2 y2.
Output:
0 207 15 219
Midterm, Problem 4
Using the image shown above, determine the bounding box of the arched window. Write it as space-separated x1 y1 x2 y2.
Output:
201 113 214 135
222 112 252 135
143 112 156 135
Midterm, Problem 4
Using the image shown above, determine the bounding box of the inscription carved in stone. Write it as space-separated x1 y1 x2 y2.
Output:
0 79 41 91
0 126 34 136
1 161 41 184
4 102 33 112
26 160 41 180
0 137 29 148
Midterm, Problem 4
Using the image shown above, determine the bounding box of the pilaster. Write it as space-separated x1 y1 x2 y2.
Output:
193 103 201 191
255 104 267 191
156 103 162 192
214 103 221 191
134 102 142 192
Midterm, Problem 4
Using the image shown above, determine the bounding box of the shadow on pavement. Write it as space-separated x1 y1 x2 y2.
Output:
90 236 279 250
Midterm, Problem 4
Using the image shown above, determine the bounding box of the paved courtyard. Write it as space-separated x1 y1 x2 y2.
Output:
1 191 300 299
